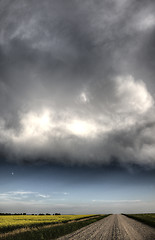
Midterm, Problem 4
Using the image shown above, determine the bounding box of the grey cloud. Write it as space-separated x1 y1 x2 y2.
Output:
0 0 155 167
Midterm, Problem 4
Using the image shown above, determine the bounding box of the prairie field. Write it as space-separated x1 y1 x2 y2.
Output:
124 213 155 227
0 214 107 240
0 214 94 233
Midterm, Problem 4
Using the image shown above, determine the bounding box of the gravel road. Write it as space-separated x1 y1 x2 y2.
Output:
57 214 155 240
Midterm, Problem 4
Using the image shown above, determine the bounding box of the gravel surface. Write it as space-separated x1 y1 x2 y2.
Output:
57 214 155 240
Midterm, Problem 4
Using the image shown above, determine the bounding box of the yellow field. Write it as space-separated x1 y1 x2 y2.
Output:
0 215 93 231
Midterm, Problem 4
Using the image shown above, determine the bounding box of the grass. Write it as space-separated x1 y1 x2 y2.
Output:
0 215 109 240
123 213 155 228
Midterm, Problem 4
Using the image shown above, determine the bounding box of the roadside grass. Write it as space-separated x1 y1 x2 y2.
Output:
123 213 155 228
0 215 109 240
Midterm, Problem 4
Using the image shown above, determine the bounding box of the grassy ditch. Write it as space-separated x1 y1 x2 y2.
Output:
0 215 109 240
123 213 155 228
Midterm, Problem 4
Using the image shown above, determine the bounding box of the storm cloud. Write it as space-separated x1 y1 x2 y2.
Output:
0 0 155 167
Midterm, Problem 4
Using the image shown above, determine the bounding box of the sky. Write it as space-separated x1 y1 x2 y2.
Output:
0 0 155 214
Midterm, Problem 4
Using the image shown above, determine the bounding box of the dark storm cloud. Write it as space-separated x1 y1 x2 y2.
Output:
0 0 155 167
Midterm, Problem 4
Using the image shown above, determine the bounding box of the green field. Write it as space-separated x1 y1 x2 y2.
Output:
123 213 155 228
0 214 108 240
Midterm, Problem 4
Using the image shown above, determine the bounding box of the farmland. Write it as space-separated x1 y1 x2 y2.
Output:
1 213 154 240
0 214 108 240
123 213 155 227
0 214 95 233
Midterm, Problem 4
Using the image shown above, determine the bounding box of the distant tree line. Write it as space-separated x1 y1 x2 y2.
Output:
0 213 61 215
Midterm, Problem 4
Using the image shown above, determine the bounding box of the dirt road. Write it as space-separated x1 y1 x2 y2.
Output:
57 214 155 240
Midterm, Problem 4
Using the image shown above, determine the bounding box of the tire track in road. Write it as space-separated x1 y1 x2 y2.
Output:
57 214 155 240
